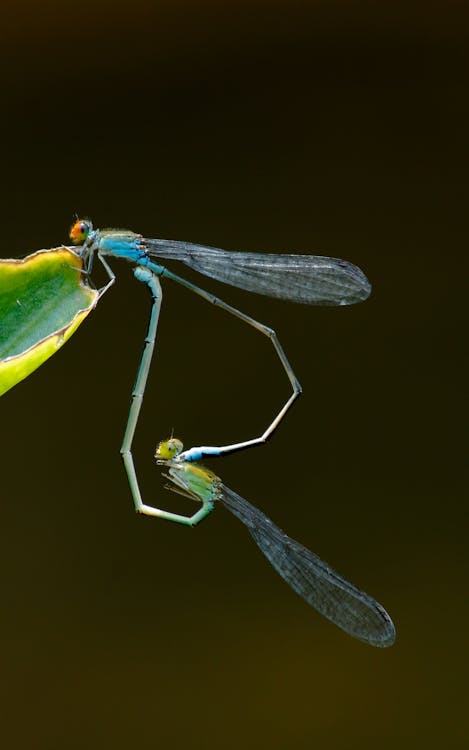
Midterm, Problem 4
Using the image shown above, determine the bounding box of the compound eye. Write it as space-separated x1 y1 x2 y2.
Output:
155 438 184 460
69 218 92 244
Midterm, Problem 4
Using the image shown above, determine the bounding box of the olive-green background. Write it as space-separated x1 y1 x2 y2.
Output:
1 2 467 748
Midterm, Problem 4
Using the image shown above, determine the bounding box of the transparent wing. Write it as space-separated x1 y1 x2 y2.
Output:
143 239 371 305
221 485 395 647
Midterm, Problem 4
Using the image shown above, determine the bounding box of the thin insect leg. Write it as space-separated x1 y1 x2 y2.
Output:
96 252 116 295
155 265 302 461
120 266 211 526
80 235 95 274
72 247 115 296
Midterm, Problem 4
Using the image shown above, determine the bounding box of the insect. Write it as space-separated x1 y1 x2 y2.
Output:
68 219 371 505
154 437 395 648
1 219 371 506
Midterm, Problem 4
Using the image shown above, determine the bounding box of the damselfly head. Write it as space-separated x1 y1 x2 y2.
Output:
70 218 93 245
155 437 184 461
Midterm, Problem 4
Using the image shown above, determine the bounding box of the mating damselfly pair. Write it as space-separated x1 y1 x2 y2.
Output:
1 218 394 646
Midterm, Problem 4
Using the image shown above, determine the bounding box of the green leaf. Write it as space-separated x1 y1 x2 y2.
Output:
0 247 99 396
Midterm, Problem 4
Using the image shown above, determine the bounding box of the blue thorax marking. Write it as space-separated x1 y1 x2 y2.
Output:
94 232 166 277
98 232 143 262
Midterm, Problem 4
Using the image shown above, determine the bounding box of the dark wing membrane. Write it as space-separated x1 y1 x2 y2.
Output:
221 485 395 647
144 239 371 306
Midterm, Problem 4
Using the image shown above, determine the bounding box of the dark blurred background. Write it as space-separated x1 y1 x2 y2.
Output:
1 1 467 747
